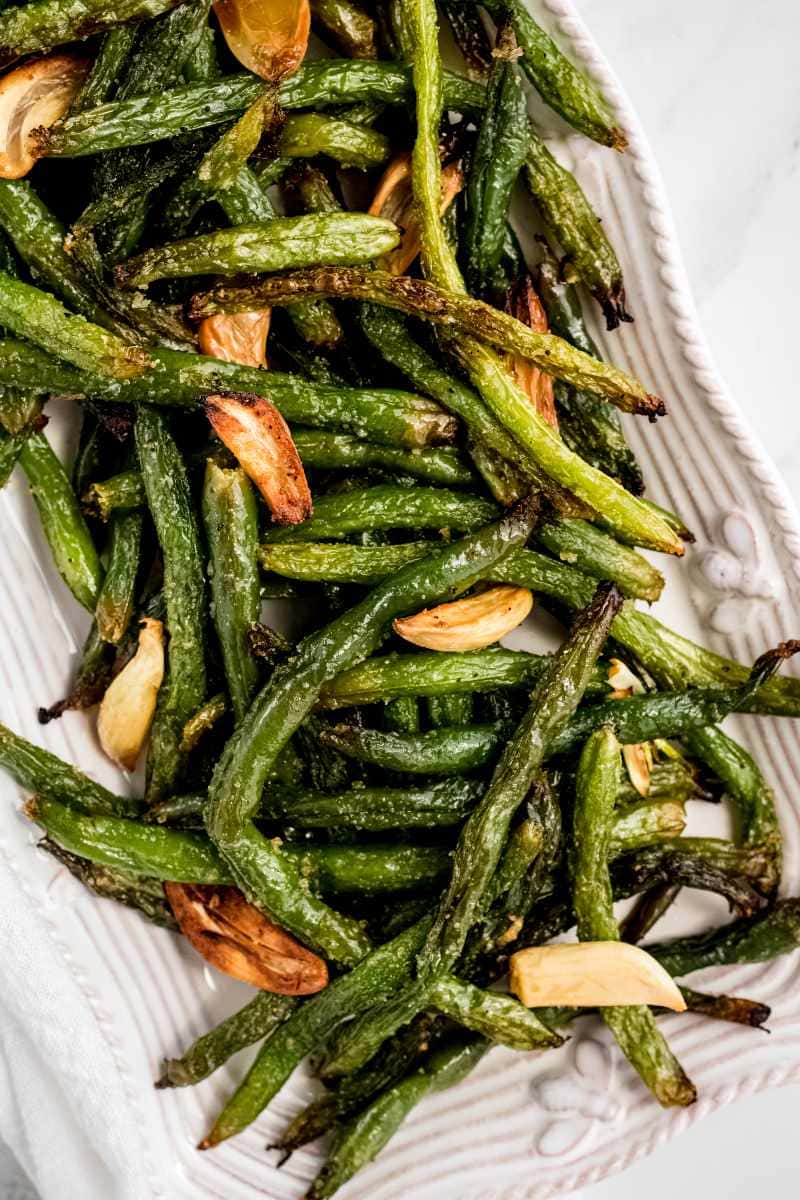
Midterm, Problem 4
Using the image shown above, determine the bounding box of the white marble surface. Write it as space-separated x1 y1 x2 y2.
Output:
565 1 800 1198
3 1 800 1197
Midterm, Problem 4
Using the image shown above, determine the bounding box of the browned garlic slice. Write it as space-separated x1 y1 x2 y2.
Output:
198 310 271 368
509 941 686 1011
213 0 310 80
0 54 89 179
393 585 533 651
164 882 328 994
205 391 312 524
97 618 164 771
369 152 464 275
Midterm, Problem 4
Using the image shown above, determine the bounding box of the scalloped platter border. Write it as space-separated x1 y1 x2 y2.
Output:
2 2 800 1198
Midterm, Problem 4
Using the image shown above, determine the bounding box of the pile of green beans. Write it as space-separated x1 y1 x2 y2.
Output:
0 2 798 1197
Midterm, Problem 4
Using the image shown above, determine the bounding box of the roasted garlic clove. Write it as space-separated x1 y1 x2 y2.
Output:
369 151 463 275
509 941 687 1011
213 0 310 80
205 391 312 524
506 275 557 429
198 310 271 368
164 882 328 994
0 54 89 179
97 618 164 771
393 585 533 651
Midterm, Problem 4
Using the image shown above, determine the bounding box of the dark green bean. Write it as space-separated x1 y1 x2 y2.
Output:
536 519 664 601
201 917 432 1147
262 485 496 543
82 471 145 522
70 25 138 113
116 213 399 290
306 1037 487 1200
0 0 185 65
95 510 142 644
0 722 139 817
38 838 177 929
39 62 484 158
264 778 483 830
426 693 474 729
383 696 420 735
311 0 376 58
570 725 695 1106
281 843 450 896
321 720 504 775
0 339 458 448
135 407 207 801
278 112 390 169
463 22 529 298
292 430 474 487
646 899 800 978
205 501 538 965
20 430 103 611
619 884 683 945
202 462 260 724
440 0 492 80
481 0 626 150
418 583 622 982
157 992 297 1088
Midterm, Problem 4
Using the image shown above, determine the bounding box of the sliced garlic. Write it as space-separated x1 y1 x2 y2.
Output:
213 0 310 80
369 152 463 275
0 54 89 179
164 882 328 994
607 657 645 694
509 941 686 1012
506 276 557 429
205 391 312 524
97 618 164 771
622 741 651 797
198 309 271 368
393 585 533 652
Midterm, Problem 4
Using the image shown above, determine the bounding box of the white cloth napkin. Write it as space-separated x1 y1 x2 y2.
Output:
0 804 161 1200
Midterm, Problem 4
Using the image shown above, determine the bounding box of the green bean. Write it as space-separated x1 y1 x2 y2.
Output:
306 1037 487 1200
620 884 683 945
201 917 431 1147
180 693 227 754
383 696 420 735
646 899 800 978
158 992 297 1089
135 407 207 801
319 646 608 709
683 725 781 858
40 62 484 158
0 181 120 332
264 778 483 830
536 240 643 494
481 0 625 150
608 842 769 921
0 723 139 818
0 424 28 487
95 510 142 644
426 693 474 729
524 136 630 330
206 502 538 964
428 976 560 1051
320 721 505 775
38 838 177 929
311 0 376 57
292 429 474 487
0 339 457 447
262 485 496 543
82 471 146 522
196 86 280 193
274 1017 433 1154
0 274 152 381
19 430 103 611
202 462 260 724
0 0 185 64
192 269 662 421
440 0 492 80
70 25 138 113
536 519 664 601
278 112 390 169
116 213 399 290
611 796 686 854
463 22 529 298
282 843 450 896
295 713 351 793
418 583 622 982
26 796 230 882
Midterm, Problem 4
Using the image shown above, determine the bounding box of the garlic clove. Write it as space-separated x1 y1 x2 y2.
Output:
393 585 533 652
510 941 686 1012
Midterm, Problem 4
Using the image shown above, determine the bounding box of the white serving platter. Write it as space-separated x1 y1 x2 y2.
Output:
2 1 800 1197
